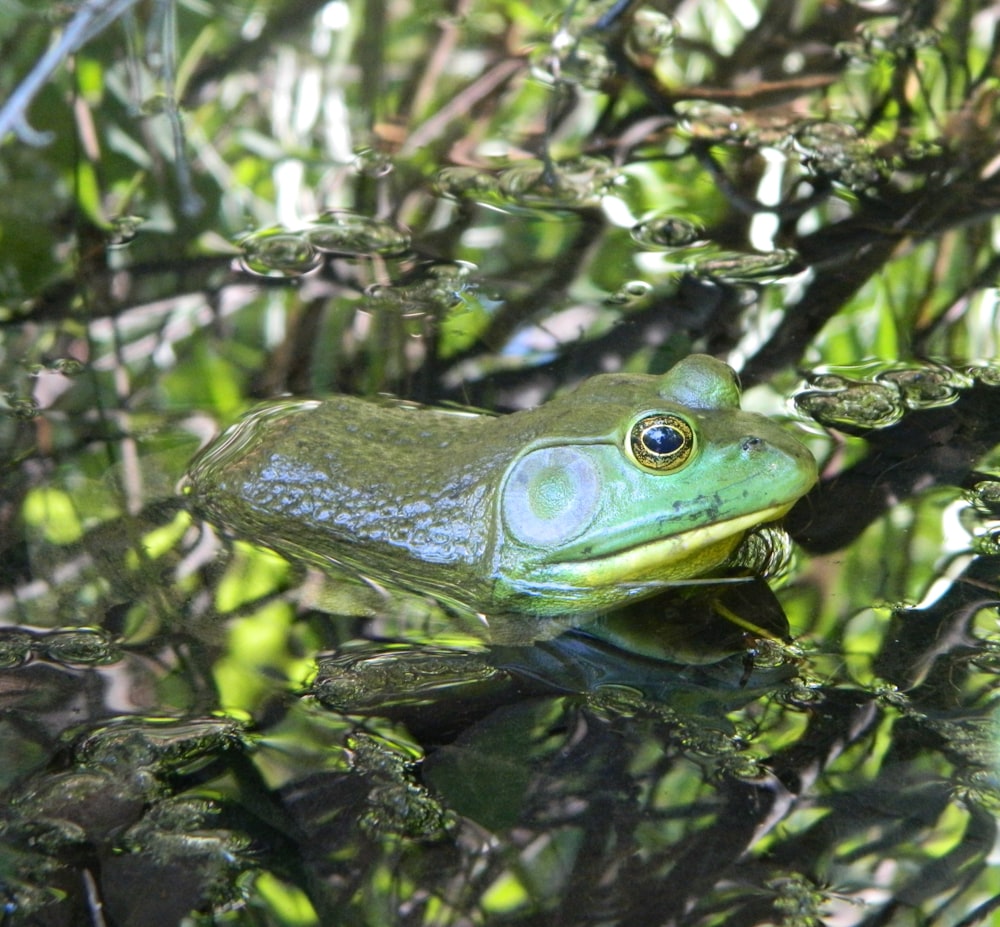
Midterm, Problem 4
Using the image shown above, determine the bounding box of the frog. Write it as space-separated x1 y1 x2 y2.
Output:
182 355 817 620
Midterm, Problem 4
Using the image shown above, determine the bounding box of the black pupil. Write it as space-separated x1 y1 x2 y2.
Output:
643 424 684 456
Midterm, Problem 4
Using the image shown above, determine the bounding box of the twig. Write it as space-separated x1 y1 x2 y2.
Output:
0 0 143 144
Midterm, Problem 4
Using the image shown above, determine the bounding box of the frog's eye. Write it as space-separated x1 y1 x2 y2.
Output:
627 413 695 472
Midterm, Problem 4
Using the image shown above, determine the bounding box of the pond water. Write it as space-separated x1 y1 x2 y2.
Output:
3 1 1000 925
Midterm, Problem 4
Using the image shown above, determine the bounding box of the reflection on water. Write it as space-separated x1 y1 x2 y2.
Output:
3 0 1000 924
4 565 1000 924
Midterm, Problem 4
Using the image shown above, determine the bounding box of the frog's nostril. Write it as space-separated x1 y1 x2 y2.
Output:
742 436 764 452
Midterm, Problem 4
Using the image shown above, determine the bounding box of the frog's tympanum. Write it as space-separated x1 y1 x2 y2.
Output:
184 355 816 618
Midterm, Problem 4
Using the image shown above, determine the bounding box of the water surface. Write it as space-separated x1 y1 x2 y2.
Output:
2 2 1000 924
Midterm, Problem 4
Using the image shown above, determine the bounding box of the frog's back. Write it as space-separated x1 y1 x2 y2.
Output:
185 397 509 584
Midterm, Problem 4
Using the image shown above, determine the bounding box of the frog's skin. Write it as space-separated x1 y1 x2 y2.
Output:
184 355 817 618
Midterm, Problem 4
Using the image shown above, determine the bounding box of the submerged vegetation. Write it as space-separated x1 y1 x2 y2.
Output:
2 0 1000 924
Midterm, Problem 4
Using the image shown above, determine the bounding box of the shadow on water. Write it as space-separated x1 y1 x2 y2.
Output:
3 1 1000 924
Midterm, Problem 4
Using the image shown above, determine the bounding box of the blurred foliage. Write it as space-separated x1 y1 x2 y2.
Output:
3 0 1000 924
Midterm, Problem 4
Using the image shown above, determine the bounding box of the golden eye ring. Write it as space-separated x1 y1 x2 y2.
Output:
627 413 695 472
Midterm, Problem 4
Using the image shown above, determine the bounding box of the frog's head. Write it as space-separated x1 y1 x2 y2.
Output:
492 355 817 615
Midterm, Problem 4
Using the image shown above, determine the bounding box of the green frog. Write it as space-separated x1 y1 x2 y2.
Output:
183 355 816 619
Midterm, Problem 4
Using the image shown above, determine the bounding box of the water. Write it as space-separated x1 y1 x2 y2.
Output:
2 2 1000 925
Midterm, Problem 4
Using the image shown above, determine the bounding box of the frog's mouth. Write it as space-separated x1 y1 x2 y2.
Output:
546 501 797 588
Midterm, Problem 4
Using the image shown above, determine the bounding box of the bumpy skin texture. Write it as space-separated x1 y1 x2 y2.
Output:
184 355 817 617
